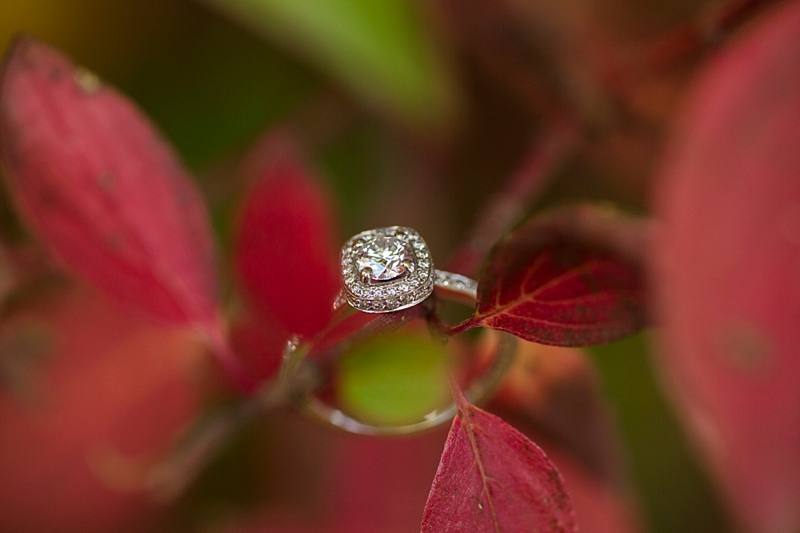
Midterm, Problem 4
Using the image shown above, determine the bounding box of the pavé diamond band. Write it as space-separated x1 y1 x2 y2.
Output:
280 226 516 436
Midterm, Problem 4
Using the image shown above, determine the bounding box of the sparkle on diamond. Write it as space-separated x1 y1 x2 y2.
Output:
356 236 415 282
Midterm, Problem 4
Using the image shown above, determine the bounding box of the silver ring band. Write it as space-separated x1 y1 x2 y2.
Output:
333 269 478 313
278 226 517 436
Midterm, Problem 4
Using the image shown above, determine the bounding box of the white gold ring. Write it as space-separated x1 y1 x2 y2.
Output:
335 226 477 313
280 226 516 436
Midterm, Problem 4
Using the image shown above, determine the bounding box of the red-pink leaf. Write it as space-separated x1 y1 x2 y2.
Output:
234 141 339 339
0 286 203 533
653 2 800 532
487 341 641 533
458 205 649 346
0 37 219 329
421 386 578 533
488 341 627 490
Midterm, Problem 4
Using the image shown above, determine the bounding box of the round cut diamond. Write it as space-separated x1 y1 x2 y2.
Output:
356 236 415 282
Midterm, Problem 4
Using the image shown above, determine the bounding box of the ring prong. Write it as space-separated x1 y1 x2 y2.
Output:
360 267 373 284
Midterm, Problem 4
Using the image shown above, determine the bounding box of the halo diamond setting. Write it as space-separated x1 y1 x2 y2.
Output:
340 226 434 313
286 225 506 435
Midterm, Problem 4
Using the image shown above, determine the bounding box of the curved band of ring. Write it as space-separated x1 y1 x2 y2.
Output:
279 226 517 436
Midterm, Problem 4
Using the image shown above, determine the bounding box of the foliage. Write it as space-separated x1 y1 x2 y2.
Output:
0 0 798 533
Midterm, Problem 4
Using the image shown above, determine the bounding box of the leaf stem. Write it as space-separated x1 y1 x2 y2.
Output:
444 316 478 337
447 371 470 414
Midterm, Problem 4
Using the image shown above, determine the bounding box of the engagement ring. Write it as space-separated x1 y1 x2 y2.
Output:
335 226 478 313
280 226 516 436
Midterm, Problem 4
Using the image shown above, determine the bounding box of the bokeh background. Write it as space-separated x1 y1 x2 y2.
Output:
0 0 751 532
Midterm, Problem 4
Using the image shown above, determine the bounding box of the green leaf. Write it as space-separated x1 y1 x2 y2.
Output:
203 0 459 132
336 332 450 426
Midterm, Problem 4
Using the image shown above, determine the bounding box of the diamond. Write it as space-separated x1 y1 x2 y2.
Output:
340 226 437 313
355 236 415 282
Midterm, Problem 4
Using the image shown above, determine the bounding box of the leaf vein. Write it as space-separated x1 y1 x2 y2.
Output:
461 406 502 533
521 258 603 301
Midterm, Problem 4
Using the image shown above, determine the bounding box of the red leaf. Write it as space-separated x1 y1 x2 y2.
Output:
0 37 219 329
458 205 649 346
488 340 627 489
0 286 203 533
421 386 578 533
234 140 339 339
653 2 800 532
487 341 642 533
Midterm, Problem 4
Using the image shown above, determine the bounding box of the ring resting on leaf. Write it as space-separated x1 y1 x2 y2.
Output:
279 226 517 436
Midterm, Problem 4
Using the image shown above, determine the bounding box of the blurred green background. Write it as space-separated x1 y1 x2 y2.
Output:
0 0 735 532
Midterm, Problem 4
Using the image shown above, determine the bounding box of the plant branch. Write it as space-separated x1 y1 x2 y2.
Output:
445 120 578 277
147 304 434 498
609 0 780 88
146 362 321 502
